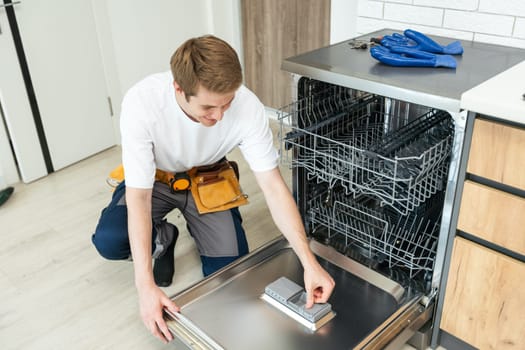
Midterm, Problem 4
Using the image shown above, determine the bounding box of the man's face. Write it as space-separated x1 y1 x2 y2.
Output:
174 82 235 127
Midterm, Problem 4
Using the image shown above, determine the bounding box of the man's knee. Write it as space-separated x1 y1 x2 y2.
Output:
91 231 130 260
92 206 130 260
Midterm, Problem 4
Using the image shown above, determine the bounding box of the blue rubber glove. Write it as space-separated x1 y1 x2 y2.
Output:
381 29 463 55
370 45 457 68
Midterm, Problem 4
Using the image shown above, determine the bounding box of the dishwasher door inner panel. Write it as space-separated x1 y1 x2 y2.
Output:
167 239 423 350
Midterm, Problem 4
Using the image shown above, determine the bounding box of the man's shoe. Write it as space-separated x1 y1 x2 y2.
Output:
153 224 179 287
0 187 14 207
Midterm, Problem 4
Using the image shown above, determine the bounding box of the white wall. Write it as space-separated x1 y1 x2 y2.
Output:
331 0 359 44
102 0 242 96
94 0 241 144
355 0 525 48
104 1 210 95
210 0 244 66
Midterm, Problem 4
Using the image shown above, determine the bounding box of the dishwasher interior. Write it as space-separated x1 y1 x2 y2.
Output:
279 77 454 300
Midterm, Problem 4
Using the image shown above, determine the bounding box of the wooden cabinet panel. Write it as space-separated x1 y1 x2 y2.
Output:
458 180 525 255
441 237 525 349
467 119 525 190
241 0 330 109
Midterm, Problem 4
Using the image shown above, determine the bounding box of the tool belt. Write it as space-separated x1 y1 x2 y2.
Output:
107 160 248 214
156 160 248 214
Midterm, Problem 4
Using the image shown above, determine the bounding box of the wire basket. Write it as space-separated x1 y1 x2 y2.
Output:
279 89 453 215
308 191 439 278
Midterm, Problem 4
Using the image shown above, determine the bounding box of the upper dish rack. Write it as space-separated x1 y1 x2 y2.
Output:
278 86 454 215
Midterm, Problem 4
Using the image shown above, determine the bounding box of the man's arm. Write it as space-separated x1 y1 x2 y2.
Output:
126 187 179 343
253 167 335 307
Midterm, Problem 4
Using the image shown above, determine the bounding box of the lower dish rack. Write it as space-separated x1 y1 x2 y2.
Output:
307 189 442 283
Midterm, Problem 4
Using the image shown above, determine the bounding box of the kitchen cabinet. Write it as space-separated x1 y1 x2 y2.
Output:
241 0 330 109
467 119 525 189
0 0 116 181
458 180 525 255
437 61 525 349
440 237 525 349
0 5 47 182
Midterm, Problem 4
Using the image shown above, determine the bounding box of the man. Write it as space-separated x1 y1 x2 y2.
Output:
92 35 335 343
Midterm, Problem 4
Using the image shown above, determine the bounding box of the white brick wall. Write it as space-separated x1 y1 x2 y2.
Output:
479 0 525 17
384 4 443 26
357 0 383 19
356 0 525 49
385 0 412 4
415 0 478 11
444 10 514 36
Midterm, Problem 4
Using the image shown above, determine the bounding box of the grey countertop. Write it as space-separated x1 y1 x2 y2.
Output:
282 29 525 113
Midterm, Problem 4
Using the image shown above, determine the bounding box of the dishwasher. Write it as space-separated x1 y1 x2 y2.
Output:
165 29 525 349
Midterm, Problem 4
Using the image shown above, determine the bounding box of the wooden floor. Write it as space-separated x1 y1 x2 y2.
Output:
0 120 423 349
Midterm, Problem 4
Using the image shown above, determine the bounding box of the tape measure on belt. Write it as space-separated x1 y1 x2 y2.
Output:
155 169 191 192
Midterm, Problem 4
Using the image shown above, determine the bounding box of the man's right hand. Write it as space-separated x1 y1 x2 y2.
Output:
126 187 179 342
137 283 180 343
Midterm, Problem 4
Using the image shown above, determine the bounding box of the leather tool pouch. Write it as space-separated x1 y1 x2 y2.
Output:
188 160 248 214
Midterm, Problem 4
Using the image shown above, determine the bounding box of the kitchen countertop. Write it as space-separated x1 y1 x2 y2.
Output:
460 60 525 125
282 29 525 113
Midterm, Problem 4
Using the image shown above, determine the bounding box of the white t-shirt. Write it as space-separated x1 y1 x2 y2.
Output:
120 71 279 189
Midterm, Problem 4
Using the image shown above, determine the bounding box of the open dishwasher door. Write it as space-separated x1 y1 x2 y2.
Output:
166 237 431 350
